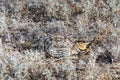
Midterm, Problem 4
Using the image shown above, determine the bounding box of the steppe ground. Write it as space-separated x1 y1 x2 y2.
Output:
0 0 120 80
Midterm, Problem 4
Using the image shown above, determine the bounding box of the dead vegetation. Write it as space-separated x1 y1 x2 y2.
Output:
0 0 120 80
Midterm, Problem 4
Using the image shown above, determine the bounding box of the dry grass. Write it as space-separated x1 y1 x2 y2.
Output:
0 0 120 80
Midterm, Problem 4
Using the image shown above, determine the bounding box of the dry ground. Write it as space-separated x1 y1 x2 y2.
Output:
0 0 120 80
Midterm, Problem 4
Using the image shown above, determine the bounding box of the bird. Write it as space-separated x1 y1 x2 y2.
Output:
75 41 90 51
